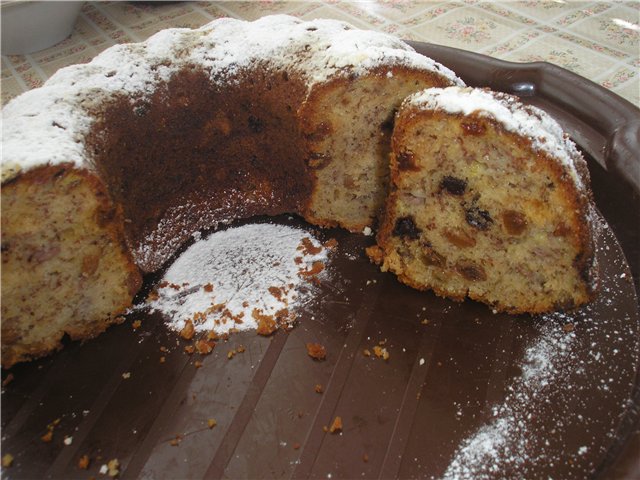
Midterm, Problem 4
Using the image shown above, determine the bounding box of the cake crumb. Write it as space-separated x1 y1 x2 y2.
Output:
78 454 90 470
194 360 203 369
306 343 327 360
329 416 343 433
363 349 371 357
208 418 217 429
170 435 182 446
254 309 277 336
195 339 215 355
64 436 73 446
107 458 119 477
203 283 214 292
184 345 195 354
373 345 390 361
159 356 166 363
299 237 323 255
132 319 142 330
180 320 196 340
2 454 13 468
363 453 369 463
563 323 575 333
315 384 324 394
324 238 338 249
2 373 14 387
122 372 131 379
227 350 235 359
41 430 53 443
362 226 373 236
293 442 301 450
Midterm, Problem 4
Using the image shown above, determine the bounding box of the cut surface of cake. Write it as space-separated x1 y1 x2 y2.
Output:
1 15 462 367
369 87 598 314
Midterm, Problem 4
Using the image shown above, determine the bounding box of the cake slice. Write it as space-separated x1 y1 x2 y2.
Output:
369 87 598 314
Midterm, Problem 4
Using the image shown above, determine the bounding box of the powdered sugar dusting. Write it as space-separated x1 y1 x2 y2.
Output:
2 15 462 182
443 316 577 479
405 86 585 189
145 223 328 335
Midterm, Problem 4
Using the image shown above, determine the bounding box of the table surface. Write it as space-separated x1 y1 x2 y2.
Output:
1 1 638 107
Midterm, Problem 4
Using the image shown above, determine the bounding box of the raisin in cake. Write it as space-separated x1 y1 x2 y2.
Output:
369 86 598 314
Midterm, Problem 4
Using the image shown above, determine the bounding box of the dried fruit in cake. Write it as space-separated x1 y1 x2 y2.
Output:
370 87 598 314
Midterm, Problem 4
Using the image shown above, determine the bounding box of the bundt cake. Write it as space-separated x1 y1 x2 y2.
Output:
368 86 598 314
1 15 462 367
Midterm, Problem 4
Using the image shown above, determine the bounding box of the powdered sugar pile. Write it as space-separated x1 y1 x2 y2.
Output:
145 223 328 335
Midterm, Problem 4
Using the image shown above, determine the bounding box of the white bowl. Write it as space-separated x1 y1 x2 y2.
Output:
1 1 84 55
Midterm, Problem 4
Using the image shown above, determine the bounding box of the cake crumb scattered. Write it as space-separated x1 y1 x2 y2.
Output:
195 339 215 355
64 436 73 446
78 454 90 470
329 416 343 433
563 323 575 333
107 458 119 477
122 372 131 379
203 283 214 292
254 309 277 336
363 349 371 357
132 319 142 330
373 345 390 361
363 453 369 463
2 373 14 387
208 418 217 429
184 345 195 354
41 430 53 443
293 442 301 450
170 435 182 446
315 384 324 394
306 342 327 360
159 356 166 363
180 320 195 340
2 454 13 468
194 360 203 369
362 226 373 236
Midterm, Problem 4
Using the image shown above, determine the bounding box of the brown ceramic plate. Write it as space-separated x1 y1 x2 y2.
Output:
1 43 639 480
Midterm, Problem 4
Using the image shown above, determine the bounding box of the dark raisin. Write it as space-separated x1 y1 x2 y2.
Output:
396 150 418 171
456 260 487 281
465 206 493 230
439 176 467 195
248 115 264 133
502 210 527 235
392 216 422 240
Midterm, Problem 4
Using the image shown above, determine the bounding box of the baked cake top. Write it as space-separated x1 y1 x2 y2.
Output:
404 86 588 190
1 15 462 183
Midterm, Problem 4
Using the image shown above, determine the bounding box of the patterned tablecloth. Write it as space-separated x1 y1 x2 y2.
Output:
1 1 638 107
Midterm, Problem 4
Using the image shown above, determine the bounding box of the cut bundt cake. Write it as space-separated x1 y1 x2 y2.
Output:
369 87 598 314
1 16 462 367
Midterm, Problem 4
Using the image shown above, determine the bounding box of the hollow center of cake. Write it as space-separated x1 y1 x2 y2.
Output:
147 223 328 335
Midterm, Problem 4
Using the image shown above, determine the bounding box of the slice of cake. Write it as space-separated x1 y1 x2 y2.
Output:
369 87 598 314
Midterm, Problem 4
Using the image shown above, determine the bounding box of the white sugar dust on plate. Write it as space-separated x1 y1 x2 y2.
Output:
145 223 331 337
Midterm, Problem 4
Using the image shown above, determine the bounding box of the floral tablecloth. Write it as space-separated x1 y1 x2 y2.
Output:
1 1 638 106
